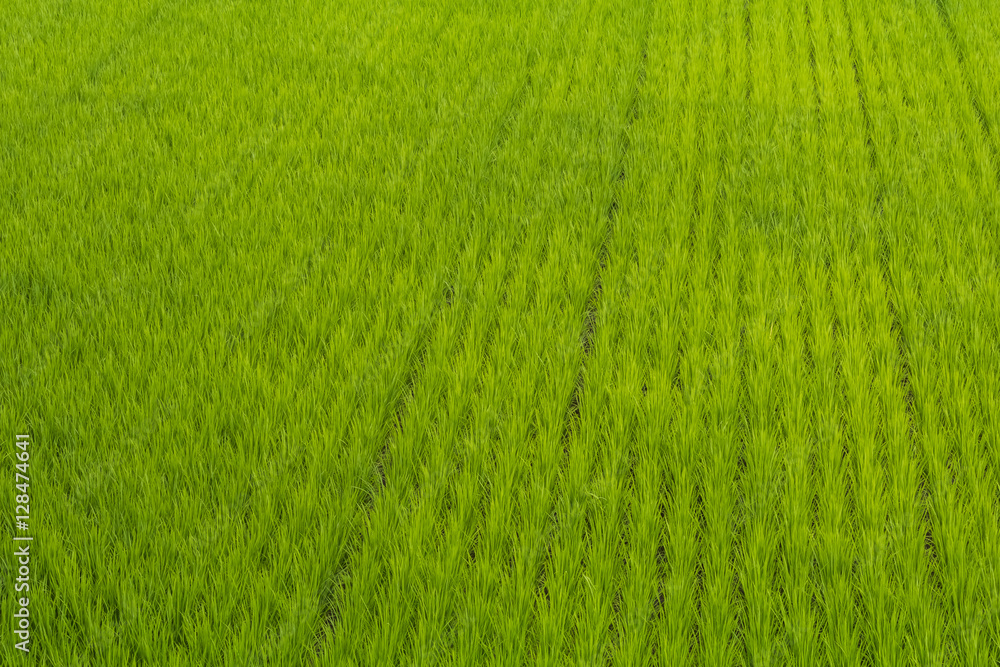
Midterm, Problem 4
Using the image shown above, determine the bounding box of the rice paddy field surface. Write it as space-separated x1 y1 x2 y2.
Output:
2 0 1000 664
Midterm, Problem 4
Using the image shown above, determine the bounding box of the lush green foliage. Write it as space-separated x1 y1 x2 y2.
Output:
2 0 999 664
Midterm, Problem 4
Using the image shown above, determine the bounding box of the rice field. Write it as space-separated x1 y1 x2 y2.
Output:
2 0 1000 664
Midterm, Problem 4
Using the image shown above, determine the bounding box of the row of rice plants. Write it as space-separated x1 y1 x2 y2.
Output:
738 0 797 661
796 0 865 660
320 0 656 662
857 0 1000 661
295 2 592 664
929 0 1000 177
2 1 565 663
773 1 824 662
5 0 1000 662
637 0 702 650
825 0 898 661
456 2 652 662
4 1 418 660
929 0 1000 639
623 0 708 661
321 0 590 662
680 0 747 663
524 0 656 662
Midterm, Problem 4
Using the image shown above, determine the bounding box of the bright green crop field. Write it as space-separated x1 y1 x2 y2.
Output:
2 0 1000 664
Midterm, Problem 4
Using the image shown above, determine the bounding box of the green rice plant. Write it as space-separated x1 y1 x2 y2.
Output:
875 3 999 663
769 3 824 663
821 2 912 663
526 7 655 666
734 2 815 664
4 0 1000 663
685 3 747 665
317 4 582 663
480 7 655 663
927 0 1000 193
596 7 695 666
858 0 999 662
797 0 864 662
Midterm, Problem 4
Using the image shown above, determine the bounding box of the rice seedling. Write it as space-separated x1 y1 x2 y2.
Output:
3 0 999 663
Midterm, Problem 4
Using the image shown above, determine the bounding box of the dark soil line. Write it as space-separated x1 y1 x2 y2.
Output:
927 0 1000 186
314 301 443 638
804 2 822 132
258 86 509 658
548 10 652 659
561 10 651 451
489 76 532 167
744 0 753 104
800 3 826 633
723 2 756 656
839 0 879 175
314 70 536 647
644 148 698 665
839 1 920 448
